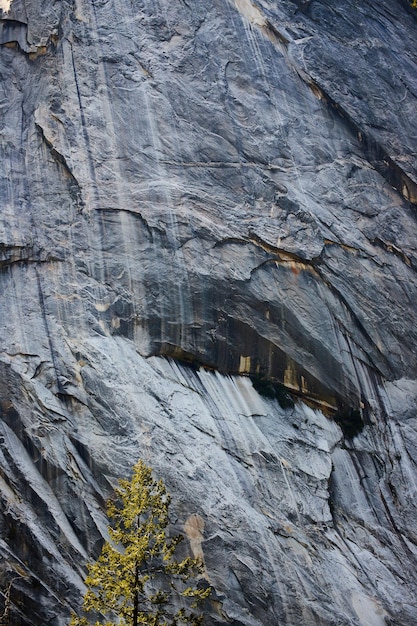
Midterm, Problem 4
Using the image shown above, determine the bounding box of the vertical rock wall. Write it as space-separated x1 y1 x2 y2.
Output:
1 0 417 624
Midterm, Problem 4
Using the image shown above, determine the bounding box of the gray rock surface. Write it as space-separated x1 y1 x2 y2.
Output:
1 0 417 623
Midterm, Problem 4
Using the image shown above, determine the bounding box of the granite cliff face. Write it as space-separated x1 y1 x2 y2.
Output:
1 0 417 624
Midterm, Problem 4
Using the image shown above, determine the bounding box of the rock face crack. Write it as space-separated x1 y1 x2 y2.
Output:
0 243 62 269
371 237 415 270
34 121 84 210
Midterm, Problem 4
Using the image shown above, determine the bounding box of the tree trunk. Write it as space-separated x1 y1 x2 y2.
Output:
132 565 139 626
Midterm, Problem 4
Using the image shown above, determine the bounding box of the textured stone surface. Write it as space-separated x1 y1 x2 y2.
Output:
1 0 417 624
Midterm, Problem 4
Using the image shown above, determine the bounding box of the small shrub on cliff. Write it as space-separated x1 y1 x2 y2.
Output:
333 407 364 439
69 460 210 626
250 372 294 409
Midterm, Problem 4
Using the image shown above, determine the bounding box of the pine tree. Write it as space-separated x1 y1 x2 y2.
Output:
70 460 210 626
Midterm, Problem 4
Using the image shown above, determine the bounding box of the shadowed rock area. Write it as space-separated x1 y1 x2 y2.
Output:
1 0 417 624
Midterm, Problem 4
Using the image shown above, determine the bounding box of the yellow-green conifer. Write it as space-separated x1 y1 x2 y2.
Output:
70 461 210 626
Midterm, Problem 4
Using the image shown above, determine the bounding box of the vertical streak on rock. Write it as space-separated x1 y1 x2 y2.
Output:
64 38 99 212
34 267 62 394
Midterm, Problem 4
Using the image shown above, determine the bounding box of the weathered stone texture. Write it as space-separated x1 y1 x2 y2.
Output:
1 0 417 624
